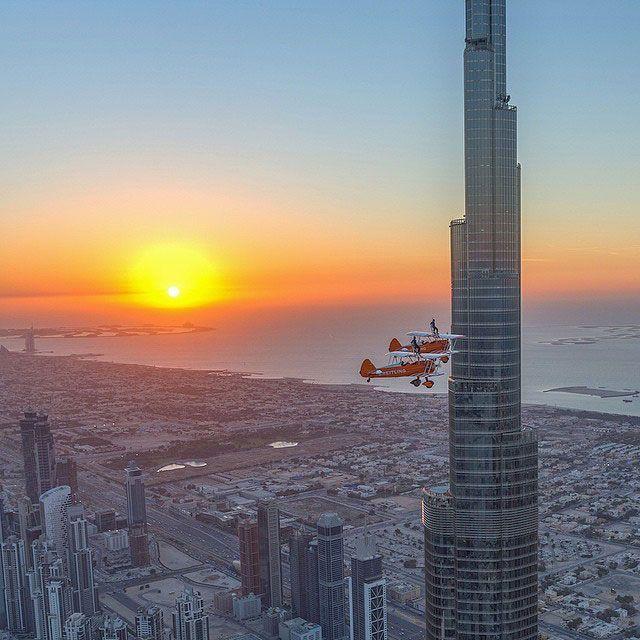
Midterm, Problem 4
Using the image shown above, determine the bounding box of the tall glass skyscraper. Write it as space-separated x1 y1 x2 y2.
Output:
423 2 538 639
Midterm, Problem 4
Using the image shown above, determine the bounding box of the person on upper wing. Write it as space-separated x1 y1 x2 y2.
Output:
430 318 439 337
411 335 420 354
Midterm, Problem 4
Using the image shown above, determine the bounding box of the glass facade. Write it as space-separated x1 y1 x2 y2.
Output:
424 2 538 638
318 514 348 640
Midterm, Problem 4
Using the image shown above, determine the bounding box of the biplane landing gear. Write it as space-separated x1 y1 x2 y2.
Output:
410 378 422 387
423 379 434 388
367 378 371 383
440 355 449 363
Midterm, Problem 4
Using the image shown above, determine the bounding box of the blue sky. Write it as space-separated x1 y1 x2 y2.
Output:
1 1 639 321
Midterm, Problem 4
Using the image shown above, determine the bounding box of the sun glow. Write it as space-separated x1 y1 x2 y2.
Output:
128 243 222 308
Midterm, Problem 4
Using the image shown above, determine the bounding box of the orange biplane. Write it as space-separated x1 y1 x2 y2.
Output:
388 331 463 364
359 352 445 388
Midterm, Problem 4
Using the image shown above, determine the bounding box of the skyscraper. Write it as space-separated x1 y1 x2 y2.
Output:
289 529 314 620
125 462 149 567
67 505 98 616
18 496 43 570
257 501 282 609
39 485 72 557
305 539 320 624
1 535 29 634
317 513 348 640
20 412 56 504
172 588 210 640
350 534 386 640
44 560 74 640
125 462 147 527
423 2 538 639
289 530 320 624
237 518 261 597
28 536 55 640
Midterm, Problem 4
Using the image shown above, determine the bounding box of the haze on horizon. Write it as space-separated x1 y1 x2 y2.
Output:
2 0 639 327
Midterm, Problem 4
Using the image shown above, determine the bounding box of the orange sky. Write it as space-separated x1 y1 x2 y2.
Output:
1 172 638 327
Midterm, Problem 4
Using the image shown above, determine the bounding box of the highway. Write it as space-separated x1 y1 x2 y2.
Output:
80 471 240 567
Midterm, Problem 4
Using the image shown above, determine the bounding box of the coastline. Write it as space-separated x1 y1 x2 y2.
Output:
1 350 639 491
3 349 640 424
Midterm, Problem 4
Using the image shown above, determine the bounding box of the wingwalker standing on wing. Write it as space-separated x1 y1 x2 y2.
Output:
359 325 463 390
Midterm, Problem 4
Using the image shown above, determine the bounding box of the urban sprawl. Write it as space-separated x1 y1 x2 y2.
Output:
0 352 639 640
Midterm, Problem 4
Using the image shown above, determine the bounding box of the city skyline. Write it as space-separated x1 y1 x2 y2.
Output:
2 1 639 325
1 3 639 640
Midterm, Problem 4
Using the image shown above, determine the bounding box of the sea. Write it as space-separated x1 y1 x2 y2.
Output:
2 310 639 418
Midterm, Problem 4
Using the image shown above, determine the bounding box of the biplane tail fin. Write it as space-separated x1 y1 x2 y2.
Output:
360 359 376 378
388 338 402 352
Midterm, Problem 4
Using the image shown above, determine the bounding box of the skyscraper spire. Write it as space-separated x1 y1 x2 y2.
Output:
423 2 538 638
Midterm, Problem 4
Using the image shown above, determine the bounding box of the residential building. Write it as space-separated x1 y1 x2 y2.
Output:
232 593 262 621
1 536 29 634
135 605 164 640
102 615 128 640
39 486 72 557
64 612 93 640
67 506 98 616
172 588 209 640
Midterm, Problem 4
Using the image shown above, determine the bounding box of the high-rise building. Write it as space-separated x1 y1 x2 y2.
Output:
0 491 10 543
289 530 312 619
28 536 54 640
55 458 78 504
20 412 56 504
101 615 128 640
18 496 43 570
317 513 348 640
39 485 71 557
172 588 209 640
125 462 149 567
422 2 539 639
45 563 74 640
306 539 320 624
1 535 29 633
237 518 261 596
289 529 319 623
67 505 98 616
125 462 147 528
257 501 282 609
135 605 164 640
65 612 93 640
350 534 386 640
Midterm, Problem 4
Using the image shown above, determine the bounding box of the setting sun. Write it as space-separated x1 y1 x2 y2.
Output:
128 243 223 309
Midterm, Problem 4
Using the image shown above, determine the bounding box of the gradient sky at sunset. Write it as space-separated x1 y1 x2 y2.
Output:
2 1 639 325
